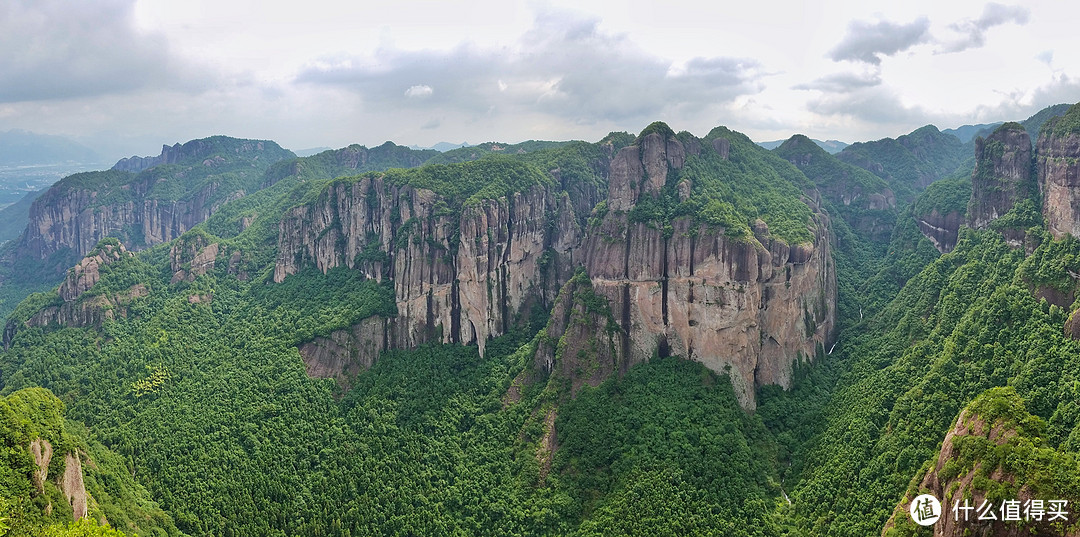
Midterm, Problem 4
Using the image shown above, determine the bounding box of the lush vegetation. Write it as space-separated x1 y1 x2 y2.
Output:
5 113 1080 536
0 387 178 536
774 134 898 245
1041 102 1080 139
836 125 966 201
625 124 816 245
424 140 570 165
914 176 971 219
768 229 1080 535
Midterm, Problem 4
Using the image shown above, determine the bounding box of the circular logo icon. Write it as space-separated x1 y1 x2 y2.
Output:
910 494 942 526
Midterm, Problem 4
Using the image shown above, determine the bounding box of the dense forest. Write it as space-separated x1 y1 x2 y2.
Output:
1 105 1079 536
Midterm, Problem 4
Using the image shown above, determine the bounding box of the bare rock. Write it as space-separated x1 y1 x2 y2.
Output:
61 452 88 521
298 316 387 391
969 124 1033 230
1039 128 1080 239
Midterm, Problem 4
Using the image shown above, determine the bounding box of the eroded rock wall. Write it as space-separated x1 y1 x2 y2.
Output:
274 175 597 358
970 125 1033 230
551 133 836 409
1039 130 1080 239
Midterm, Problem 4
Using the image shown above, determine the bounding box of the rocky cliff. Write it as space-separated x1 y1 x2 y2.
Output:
14 136 293 270
274 128 836 408
882 387 1079 536
114 138 241 173
274 161 601 359
3 241 147 346
541 129 836 409
969 123 1034 231
1039 105 1080 240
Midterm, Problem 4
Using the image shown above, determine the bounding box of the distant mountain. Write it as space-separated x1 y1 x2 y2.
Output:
294 147 333 157
409 141 473 152
942 122 1002 143
424 140 570 164
1022 103 1072 140
0 129 101 166
961 103 1071 147
757 138 848 154
0 188 45 244
773 134 896 244
836 124 966 200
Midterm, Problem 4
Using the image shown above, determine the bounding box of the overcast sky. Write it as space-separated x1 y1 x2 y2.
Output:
1 0 1077 161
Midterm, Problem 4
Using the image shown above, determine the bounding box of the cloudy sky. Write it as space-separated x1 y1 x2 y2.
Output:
1 0 1077 160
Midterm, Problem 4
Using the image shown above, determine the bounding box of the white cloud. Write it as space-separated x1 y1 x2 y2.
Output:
405 85 434 98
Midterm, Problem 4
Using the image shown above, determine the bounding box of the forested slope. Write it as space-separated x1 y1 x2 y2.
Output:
2 107 1080 536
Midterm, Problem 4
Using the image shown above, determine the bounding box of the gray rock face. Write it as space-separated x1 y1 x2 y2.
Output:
1039 130 1080 239
545 132 837 409
298 316 388 390
4 243 147 346
916 209 964 253
276 131 835 407
19 178 240 266
274 175 599 359
969 125 1033 230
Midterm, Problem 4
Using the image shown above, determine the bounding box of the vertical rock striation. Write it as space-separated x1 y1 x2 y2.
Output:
546 130 837 409
1039 106 1080 239
274 172 599 359
275 127 836 408
15 137 292 269
969 123 1034 231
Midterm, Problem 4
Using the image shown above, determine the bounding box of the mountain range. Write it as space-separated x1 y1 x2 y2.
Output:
1 104 1079 536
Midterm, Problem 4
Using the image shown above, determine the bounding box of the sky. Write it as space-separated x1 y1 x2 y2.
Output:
1 0 1078 161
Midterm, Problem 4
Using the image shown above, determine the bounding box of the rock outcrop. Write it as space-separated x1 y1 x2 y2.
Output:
62 452 88 521
298 316 388 390
543 130 836 409
4 242 147 346
30 438 53 493
275 127 835 408
883 388 1080 536
969 123 1034 230
113 138 270 174
169 233 221 283
14 136 291 270
1039 108 1080 239
915 209 964 253
275 168 601 360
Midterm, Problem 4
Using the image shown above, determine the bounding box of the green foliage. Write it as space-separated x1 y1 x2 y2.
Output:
424 140 570 165
252 267 396 344
370 154 553 206
990 198 1043 233
887 387 1080 536
261 142 436 186
775 134 898 245
626 127 815 245
0 388 178 536
557 357 781 536
1041 102 1080 139
775 135 890 196
784 229 1080 535
637 121 677 140
1022 103 1071 141
42 518 129 537
914 176 971 218
837 125 966 201
7 290 62 325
